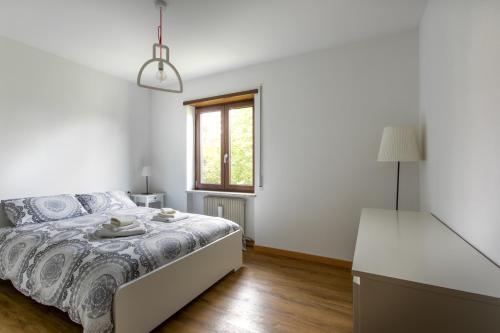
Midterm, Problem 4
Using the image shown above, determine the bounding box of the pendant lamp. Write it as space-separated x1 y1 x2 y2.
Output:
137 0 183 93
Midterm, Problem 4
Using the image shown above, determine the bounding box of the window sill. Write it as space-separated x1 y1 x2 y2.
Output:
186 190 256 198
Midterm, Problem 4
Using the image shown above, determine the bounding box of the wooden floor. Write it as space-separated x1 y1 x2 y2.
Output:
0 249 353 333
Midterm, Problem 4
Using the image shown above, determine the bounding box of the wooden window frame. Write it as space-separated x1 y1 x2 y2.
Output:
195 99 255 193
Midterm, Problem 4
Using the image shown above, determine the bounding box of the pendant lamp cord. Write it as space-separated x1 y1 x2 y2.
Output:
157 6 163 58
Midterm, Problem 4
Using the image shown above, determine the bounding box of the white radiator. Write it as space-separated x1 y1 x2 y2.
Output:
203 196 245 233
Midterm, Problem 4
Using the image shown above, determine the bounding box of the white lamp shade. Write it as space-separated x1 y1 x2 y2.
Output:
141 166 152 177
377 126 421 162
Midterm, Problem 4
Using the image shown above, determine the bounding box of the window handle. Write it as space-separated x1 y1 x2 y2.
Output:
224 153 229 164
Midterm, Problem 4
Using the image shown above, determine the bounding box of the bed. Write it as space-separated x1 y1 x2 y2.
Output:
0 206 242 333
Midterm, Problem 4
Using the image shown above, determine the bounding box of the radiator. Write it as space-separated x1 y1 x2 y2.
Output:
203 196 245 233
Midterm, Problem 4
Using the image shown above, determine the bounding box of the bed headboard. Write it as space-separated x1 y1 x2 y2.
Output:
0 208 11 228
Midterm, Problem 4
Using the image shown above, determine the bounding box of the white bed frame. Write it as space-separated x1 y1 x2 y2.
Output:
113 229 243 333
0 210 242 332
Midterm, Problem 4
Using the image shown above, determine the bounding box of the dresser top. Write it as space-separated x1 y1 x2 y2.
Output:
353 209 500 299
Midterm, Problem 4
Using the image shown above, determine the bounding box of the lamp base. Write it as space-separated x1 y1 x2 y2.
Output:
396 161 400 210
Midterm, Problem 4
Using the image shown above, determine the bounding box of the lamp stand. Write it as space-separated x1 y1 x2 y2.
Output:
146 176 149 195
396 161 400 210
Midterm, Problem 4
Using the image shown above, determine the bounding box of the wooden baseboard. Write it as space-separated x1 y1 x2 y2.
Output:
245 238 255 248
253 245 352 270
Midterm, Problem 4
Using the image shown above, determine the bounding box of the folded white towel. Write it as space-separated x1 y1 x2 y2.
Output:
110 215 136 227
152 213 188 223
95 224 146 238
160 208 176 215
102 221 141 232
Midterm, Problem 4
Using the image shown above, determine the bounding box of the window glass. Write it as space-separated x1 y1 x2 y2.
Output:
199 111 221 184
229 107 253 186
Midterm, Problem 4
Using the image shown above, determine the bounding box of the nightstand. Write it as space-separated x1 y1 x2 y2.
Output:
130 193 165 208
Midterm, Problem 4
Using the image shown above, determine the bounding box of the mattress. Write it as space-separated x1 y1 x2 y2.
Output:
0 207 240 333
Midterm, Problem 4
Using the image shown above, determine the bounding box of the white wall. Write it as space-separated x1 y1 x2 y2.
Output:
419 0 500 265
0 36 151 201
151 30 419 261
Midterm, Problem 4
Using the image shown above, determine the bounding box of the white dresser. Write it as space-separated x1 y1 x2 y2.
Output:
352 209 500 333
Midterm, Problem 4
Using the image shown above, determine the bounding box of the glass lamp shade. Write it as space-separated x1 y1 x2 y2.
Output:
156 69 167 82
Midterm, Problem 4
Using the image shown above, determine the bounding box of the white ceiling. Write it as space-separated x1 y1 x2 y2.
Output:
0 0 428 82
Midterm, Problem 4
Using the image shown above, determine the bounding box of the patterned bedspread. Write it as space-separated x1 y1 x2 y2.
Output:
0 207 240 333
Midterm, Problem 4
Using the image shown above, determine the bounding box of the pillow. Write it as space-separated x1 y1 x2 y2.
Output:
76 191 136 214
1 194 89 227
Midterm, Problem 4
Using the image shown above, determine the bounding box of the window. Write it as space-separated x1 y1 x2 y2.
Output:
195 99 254 193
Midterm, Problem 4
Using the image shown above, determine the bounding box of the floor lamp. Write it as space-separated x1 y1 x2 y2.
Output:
377 127 421 210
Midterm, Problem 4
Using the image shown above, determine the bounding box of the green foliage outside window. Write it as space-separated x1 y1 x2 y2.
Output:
200 112 221 184
230 107 253 185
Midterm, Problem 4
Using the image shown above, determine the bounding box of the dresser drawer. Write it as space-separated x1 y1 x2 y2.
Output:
149 195 160 202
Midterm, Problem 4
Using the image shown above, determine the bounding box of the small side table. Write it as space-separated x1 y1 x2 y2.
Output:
130 193 165 208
